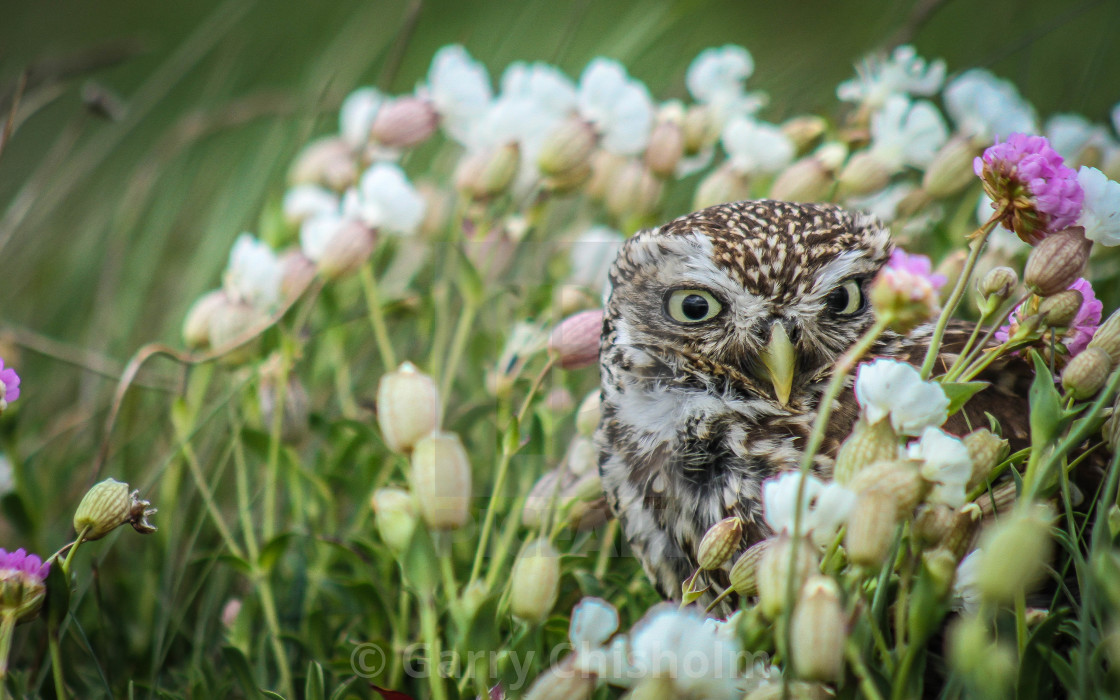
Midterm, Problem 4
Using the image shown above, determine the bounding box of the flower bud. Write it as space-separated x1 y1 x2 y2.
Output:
563 476 610 531
912 504 955 549
370 96 439 148
845 489 900 568
0 548 50 623
606 161 663 220
544 387 575 414
1088 308 1120 365
576 390 601 437
555 285 596 317
944 503 982 560
539 117 598 177
409 431 472 530
757 534 818 619
1038 289 1083 328
182 290 227 349
833 418 900 485
627 678 678 700
221 598 242 629
524 655 595 700
73 478 131 540
977 266 1018 308
644 119 685 177
371 488 418 553
1062 347 1112 399
745 682 833 700
697 517 743 570
544 160 592 193
316 219 377 280
922 135 980 199
548 310 603 370
693 164 752 210
278 249 316 300
510 539 561 622
682 105 718 154
962 429 1007 490
975 504 1053 603
836 151 890 197
376 362 441 453
208 300 265 363
781 116 827 153
729 538 771 596
288 136 358 191
791 576 846 682
846 461 926 516
584 151 628 201
455 143 520 198
1023 226 1093 296
948 616 1017 696
565 435 598 476
769 157 832 202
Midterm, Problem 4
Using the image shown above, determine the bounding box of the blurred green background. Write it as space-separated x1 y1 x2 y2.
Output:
1 0 1119 492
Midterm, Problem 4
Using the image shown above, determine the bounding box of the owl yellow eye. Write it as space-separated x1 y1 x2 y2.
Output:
665 289 723 323
826 279 864 316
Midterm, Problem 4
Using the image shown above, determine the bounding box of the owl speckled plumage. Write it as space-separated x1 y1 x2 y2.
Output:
596 200 1029 606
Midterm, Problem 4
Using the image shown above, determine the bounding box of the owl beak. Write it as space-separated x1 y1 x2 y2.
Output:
761 321 796 406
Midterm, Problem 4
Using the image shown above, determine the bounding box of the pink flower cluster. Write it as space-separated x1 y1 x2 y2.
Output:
0 358 19 404
0 547 50 584
975 133 1083 244
870 249 947 330
997 277 1102 356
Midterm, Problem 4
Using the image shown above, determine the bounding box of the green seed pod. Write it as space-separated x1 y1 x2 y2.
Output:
1062 347 1112 400
791 576 846 682
697 517 743 571
73 478 131 541
1023 226 1092 297
510 539 561 623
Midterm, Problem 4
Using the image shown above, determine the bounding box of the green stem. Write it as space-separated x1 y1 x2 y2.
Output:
847 637 886 700
0 612 16 700
420 595 448 700
595 519 619 580
360 263 398 371
438 300 478 413
60 527 89 576
468 445 512 589
262 349 290 541
389 591 410 687
943 292 1030 382
256 574 294 697
49 625 66 700
920 217 999 379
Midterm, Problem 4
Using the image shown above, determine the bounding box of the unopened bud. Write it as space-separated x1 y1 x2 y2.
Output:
221 598 242 629
922 135 980 198
1038 289 1084 328
644 119 685 177
833 418 900 485
975 504 1053 603
1023 226 1093 296
208 300 265 363
627 678 678 700
548 310 603 370
757 534 818 619
376 362 441 453
912 504 955 549
606 161 663 220
539 117 598 177
836 151 890 197
524 655 595 700
1088 308 1120 365
288 137 358 191
510 539 561 622
182 290 227 349
74 478 131 540
697 517 743 570
565 435 598 476
370 96 438 148
847 461 926 516
948 616 1016 695
769 157 832 202
371 488 417 553
729 538 772 596
745 681 833 700
944 504 982 560
316 219 377 280
544 387 575 414
693 164 751 210
977 266 1018 308
791 577 846 682
455 143 520 198
585 151 628 201
410 431 472 530
576 391 601 437
781 116 827 153
278 249 316 300
1062 347 1112 399
845 489 900 568
682 105 718 154
962 429 1008 490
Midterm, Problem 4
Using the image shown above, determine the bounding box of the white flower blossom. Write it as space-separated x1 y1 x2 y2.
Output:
953 550 982 613
854 358 949 436
282 184 339 226
720 117 794 175
837 45 946 110
338 87 383 147
762 472 855 546
568 226 624 293
686 45 765 124
809 482 858 548
868 95 948 171
1045 113 1113 163
848 182 919 223
628 605 745 700
426 45 493 146
569 597 619 649
345 163 425 235
907 426 972 507
299 210 346 262
1075 166 1120 246
0 453 12 496
223 234 282 311
577 58 654 155
943 69 1038 143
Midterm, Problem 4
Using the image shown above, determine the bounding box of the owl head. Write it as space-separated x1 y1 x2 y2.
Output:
603 200 892 406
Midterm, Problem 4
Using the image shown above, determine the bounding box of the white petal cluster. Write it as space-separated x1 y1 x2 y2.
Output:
837 45 946 110
686 45 765 125
577 59 654 156
943 69 1038 143
628 605 745 700
907 426 972 508
952 550 982 614
854 358 949 436
720 117 794 175
346 162 426 236
223 234 282 311
299 208 346 262
339 87 383 147
569 597 619 649
868 95 948 171
1075 166 1120 246
282 184 339 226
426 45 494 145
762 472 856 546
1045 113 1114 163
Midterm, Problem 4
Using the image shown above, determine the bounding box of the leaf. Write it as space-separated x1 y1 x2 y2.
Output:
259 533 295 573
502 416 521 457
304 660 325 700
940 381 989 416
400 523 440 595
43 559 71 628
328 678 360 700
1029 352 1064 450
220 646 259 698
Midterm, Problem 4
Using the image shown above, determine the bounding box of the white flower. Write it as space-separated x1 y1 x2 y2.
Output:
569 597 619 649
837 45 946 109
577 58 654 156
868 95 948 171
426 45 493 145
223 234 282 311
686 45 765 124
629 605 744 700
0 453 12 496
299 210 346 262
339 87 383 147
1075 166 1120 246
854 358 949 436
1045 113 1113 163
907 426 972 508
762 472 855 546
953 550 982 613
808 482 857 548
568 226 624 292
282 184 339 226
720 117 794 175
943 69 1038 143
346 163 425 235
848 182 918 223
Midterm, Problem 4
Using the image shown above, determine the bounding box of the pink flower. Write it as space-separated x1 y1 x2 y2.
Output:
548 310 604 370
996 277 1101 357
0 547 50 621
0 547 49 582
869 249 947 331
974 133 1084 244
0 358 19 404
